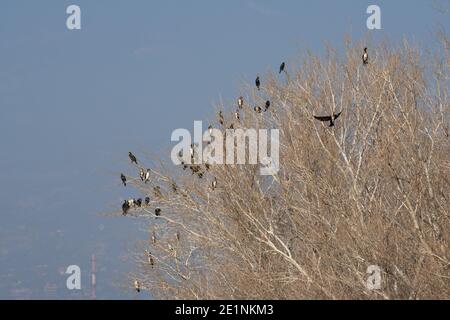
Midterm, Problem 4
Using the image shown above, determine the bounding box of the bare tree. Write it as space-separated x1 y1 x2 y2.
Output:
117 38 449 299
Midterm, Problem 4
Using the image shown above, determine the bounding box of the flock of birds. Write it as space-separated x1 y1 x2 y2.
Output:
122 47 370 293
120 152 164 217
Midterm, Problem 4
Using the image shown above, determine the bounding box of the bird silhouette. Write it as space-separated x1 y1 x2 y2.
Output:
313 111 342 127
279 62 285 74
135 198 142 207
254 106 262 113
155 207 161 216
146 251 154 268
134 280 140 293
238 96 244 109
144 169 150 184
145 197 150 206
122 200 130 216
362 47 369 65
265 100 271 111
211 177 217 190
120 173 127 186
255 76 261 90
235 110 240 121
153 186 163 198
129 152 138 164
218 111 224 125
139 168 145 181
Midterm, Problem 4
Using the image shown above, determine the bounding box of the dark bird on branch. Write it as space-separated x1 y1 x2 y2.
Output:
145 197 150 206
122 200 130 216
135 198 142 207
265 100 271 111
120 173 127 186
146 250 154 268
218 111 224 125
362 47 369 65
155 207 161 216
255 76 261 90
139 168 145 181
279 62 285 74
313 111 342 127
129 152 138 164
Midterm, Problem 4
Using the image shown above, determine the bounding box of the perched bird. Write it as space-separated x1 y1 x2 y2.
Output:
145 197 150 206
139 168 145 181
129 152 138 164
153 186 163 198
208 125 213 135
127 199 135 207
176 232 180 242
265 100 271 111
219 111 224 125
211 177 217 190
146 250 154 268
279 62 285 74
144 169 151 184
134 280 140 293
151 231 157 244
255 76 261 91
155 207 161 216
237 96 244 109
254 106 262 113
362 47 369 65
235 110 240 121
313 111 342 127
120 173 127 186
171 182 178 193
229 123 234 130
122 200 130 216
190 165 201 174
135 198 142 207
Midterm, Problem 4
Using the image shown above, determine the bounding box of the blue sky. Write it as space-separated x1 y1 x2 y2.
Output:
0 0 447 299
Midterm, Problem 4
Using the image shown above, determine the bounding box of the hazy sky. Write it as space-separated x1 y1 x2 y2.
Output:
0 0 447 299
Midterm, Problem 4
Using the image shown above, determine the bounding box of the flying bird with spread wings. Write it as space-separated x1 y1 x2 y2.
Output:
313 111 342 127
